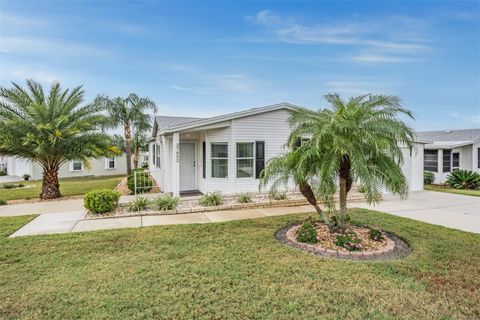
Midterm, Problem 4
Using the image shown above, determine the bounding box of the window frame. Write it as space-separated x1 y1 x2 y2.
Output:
156 143 161 168
452 152 460 170
442 149 451 173
105 157 116 170
236 142 255 178
211 142 228 178
424 149 438 172
71 160 83 172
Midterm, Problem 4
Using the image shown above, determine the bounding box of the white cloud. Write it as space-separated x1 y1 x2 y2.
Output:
470 115 480 124
349 54 420 63
324 80 391 96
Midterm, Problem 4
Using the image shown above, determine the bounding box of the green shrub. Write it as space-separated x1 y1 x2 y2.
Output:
335 231 362 251
0 199 7 206
0 169 6 176
424 171 435 184
127 196 149 212
22 174 30 181
127 172 153 193
296 221 318 244
368 228 384 241
2 184 24 189
446 170 480 189
153 194 180 211
83 189 121 214
357 185 366 193
199 192 224 206
237 192 252 203
269 190 288 200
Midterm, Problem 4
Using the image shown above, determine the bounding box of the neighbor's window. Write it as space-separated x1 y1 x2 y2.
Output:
156 144 161 168
236 142 254 178
211 143 228 178
106 157 115 169
72 160 82 171
424 149 438 172
478 148 480 168
442 149 451 172
452 152 460 170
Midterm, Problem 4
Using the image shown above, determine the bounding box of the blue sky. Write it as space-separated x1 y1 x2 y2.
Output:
0 0 479 131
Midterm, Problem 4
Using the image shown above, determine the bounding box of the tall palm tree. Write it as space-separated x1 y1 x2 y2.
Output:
95 94 156 175
0 80 118 199
288 94 415 228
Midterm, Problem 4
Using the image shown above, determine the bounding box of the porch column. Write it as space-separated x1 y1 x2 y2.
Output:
172 131 180 196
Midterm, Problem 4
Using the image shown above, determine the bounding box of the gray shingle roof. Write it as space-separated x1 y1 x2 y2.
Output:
155 116 204 130
415 129 480 143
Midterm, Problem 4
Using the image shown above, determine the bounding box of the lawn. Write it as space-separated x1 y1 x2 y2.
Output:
1 210 479 319
0 175 124 201
425 184 480 197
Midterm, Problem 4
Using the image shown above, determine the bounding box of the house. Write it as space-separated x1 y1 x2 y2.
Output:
5 155 129 180
149 102 426 196
416 129 480 183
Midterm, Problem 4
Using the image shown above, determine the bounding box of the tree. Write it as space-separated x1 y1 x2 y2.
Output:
95 94 156 175
0 80 118 199
288 94 415 228
111 129 149 170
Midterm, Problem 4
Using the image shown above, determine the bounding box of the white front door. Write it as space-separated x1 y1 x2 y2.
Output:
179 143 196 191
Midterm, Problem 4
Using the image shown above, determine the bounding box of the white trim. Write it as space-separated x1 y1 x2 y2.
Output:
70 160 83 172
179 141 197 191
105 157 116 170
211 142 229 179
235 141 255 179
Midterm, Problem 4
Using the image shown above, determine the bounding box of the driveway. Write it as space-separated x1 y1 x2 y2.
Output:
0 175 23 183
352 190 480 234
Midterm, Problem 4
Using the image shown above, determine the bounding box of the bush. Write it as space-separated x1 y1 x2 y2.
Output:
127 196 149 212
2 183 24 189
446 170 480 189
237 192 252 203
23 174 30 181
335 231 362 251
424 171 435 184
127 172 153 193
269 190 288 200
154 194 180 211
0 169 6 176
0 199 7 206
84 189 121 214
368 228 384 241
199 192 224 206
296 221 318 244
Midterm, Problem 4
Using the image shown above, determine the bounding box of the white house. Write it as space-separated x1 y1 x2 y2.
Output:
416 129 480 183
149 103 426 196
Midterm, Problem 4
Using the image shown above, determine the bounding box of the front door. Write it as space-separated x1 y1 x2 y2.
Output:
179 143 196 191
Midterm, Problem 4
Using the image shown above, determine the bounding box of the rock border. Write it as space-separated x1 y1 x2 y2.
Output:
275 223 411 261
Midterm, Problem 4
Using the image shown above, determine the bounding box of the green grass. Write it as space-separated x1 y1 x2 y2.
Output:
425 184 480 197
0 175 124 201
1 210 479 319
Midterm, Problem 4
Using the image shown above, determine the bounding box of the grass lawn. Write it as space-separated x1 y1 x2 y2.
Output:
0 175 124 201
1 210 479 319
425 184 480 197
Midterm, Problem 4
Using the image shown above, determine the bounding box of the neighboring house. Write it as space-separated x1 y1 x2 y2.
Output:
150 102 426 196
416 129 480 183
5 155 128 180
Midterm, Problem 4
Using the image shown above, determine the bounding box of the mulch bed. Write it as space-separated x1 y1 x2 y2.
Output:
275 223 411 261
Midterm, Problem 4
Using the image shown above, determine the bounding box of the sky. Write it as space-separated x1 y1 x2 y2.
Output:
0 0 479 131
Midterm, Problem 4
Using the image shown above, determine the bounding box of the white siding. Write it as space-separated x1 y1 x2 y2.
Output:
409 143 424 191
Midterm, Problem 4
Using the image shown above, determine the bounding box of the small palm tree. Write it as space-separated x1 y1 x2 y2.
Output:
0 80 118 199
288 94 415 228
95 94 156 175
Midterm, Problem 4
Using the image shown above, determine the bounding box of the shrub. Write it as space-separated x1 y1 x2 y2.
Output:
296 221 318 244
269 190 288 200
84 189 121 214
127 172 153 193
23 174 30 181
127 196 149 212
0 169 6 176
424 171 435 184
446 170 480 189
154 194 180 211
0 199 7 206
368 228 384 241
335 231 362 251
199 192 224 206
237 192 252 203
357 185 366 193
2 183 24 189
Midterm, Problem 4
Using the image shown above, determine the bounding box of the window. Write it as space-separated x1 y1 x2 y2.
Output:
452 152 460 170
202 142 206 178
255 141 265 179
236 143 254 178
156 144 161 168
424 149 438 172
211 143 228 178
106 157 115 170
152 144 156 166
71 160 82 171
478 148 480 168
442 149 451 172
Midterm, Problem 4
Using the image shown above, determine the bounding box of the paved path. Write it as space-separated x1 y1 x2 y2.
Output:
0 175 23 183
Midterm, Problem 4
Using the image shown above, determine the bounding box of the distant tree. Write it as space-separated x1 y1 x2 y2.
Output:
0 80 118 199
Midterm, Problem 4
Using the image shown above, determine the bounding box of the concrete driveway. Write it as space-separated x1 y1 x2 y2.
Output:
0 175 23 183
352 190 480 234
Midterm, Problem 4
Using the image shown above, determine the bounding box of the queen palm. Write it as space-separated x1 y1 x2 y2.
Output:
95 94 156 175
0 80 118 199
288 94 415 228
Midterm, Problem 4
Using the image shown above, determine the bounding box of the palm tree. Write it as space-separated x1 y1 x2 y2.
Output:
288 94 415 228
0 80 118 199
111 130 149 170
95 94 156 175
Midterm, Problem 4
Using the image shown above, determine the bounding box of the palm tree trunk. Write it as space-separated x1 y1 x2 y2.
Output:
299 182 330 224
338 156 351 227
133 145 139 169
124 126 132 175
41 166 61 199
